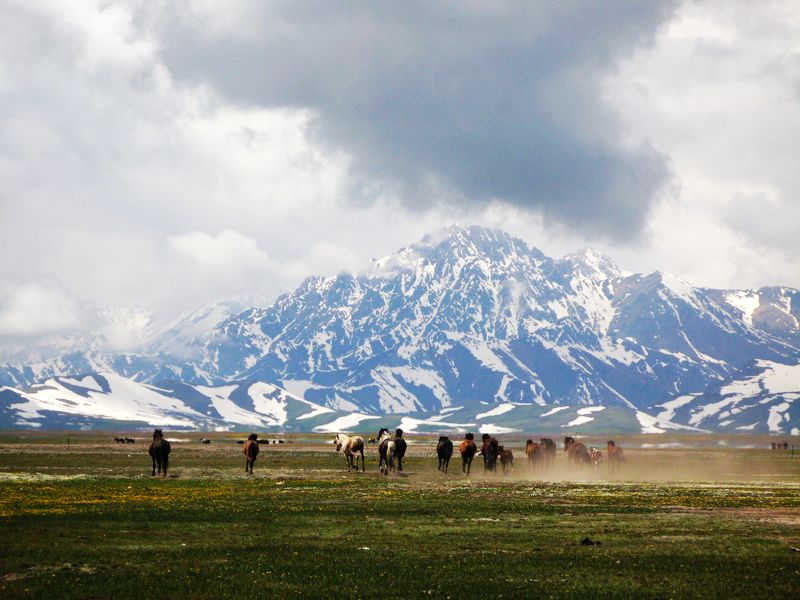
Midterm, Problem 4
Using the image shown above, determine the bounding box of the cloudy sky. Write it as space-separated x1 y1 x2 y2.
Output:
0 0 798 353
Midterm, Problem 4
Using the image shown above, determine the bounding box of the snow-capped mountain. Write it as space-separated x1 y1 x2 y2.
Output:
1 225 798 433
0 371 699 434
654 360 800 435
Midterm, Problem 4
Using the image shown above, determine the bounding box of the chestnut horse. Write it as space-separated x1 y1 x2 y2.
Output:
525 439 543 472
437 436 454 473
334 433 365 472
459 433 477 475
563 436 591 468
243 433 260 475
148 429 171 477
607 440 625 472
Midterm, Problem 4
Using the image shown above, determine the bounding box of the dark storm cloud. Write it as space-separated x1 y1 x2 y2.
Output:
161 1 677 238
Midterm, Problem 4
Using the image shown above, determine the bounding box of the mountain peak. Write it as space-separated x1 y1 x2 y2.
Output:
562 247 624 280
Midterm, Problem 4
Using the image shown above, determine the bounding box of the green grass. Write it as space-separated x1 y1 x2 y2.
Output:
0 433 799 598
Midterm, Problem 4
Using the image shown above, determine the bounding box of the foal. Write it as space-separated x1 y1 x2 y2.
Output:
498 446 514 475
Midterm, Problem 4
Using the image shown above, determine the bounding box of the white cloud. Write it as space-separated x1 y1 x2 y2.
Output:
0 280 84 337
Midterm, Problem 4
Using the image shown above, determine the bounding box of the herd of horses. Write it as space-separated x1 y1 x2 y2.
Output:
333 429 626 476
143 428 625 478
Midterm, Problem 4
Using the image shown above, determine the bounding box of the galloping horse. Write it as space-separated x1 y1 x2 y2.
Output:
589 447 603 469
148 429 171 477
243 433 260 475
607 440 625 472
563 436 591 468
481 434 500 473
377 428 396 475
437 436 454 473
333 433 365 472
525 439 543 472
498 446 514 475
540 438 557 469
459 433 478 476
394 428 407 472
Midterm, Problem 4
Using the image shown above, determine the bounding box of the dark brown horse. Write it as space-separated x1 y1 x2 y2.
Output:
394 428 407 472
437 436 454 473
243 433 260 475
563 436 591 468
607 440 625 472
540 438 557 469
148 429 171 477
481 434 500 473
459 433 477 476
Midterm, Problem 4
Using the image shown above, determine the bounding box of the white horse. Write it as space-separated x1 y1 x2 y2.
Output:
377 428 396 475
333 433 365 472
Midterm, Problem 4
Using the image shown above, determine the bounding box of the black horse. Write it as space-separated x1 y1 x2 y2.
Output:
394 428 407 472
149 429 171 477
437 436 454 473
481 434 500 473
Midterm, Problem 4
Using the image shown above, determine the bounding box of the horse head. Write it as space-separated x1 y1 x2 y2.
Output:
564 436 575 451
395 428 404 438
153 428 163 440
607 440 616 448
333 434 344 452
465 432 474 441
247 433 258 441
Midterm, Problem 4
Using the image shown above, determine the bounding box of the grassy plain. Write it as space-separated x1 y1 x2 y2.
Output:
0 431 798 598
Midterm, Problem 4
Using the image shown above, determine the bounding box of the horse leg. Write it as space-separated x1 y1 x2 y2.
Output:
151 456 156 477
162 454 168 478
360 448 365 472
